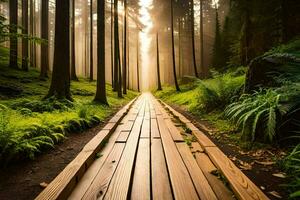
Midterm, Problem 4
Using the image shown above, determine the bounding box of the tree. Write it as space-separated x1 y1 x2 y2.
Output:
94 0 108 104
171 0 180 91
156 33 162 91
113 0 122 97
191 0 198 77
40 0 49 78
212 8 224 70
122 0 128 94
110 0 114 88
199 0 209 78
46 0 71 100
136 34 140 92
70 0 78 81
89 0 94 81
22 0 29 71
9 0 18 69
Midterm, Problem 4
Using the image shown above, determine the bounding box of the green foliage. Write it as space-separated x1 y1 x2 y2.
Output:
280 145 300 199
225 89 281 142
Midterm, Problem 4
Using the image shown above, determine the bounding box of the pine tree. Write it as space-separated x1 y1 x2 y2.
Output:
40 0 49 78
9 0 18 69
22 0 29 71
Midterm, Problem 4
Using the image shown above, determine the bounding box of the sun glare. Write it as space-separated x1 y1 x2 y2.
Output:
139 0 153 90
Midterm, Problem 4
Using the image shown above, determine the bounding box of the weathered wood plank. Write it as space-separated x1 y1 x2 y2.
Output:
193 130 216 148
206 147 269 200
157 115 199 200
80 143 125 200
176 143 217 200
151 118 160 138
35 98 137 200
103 116 144 200
131 139 151 200
140 119 150 138
191 143 234 200
164 118 184 142
151 139 173 200
116 131 130 143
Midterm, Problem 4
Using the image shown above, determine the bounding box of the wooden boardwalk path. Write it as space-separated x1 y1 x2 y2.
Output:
36 93 269 200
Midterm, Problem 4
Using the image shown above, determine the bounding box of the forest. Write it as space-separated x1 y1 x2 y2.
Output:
0 0 300 199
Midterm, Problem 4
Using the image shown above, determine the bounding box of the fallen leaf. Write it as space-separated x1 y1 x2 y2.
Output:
40 182 48 188
272 173 286 178
255 161 275 166
268 191 282 199
260 186 266 190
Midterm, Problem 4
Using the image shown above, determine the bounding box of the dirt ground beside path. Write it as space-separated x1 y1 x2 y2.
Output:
0 112 116 200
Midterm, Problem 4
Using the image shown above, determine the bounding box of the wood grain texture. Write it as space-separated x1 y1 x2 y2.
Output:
164 118 184 142
193 146 234 200
151 139 173 200
206 147 269 200
116 131 130 143
193 130 216 148
157 115 199 200
81 143 125 200
140 119 150 138
131 139 151 200
151 118 160 138
103 116 144 200
176 143 217 200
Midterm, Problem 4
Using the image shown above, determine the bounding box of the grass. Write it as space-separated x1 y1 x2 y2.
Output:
0 47 138 164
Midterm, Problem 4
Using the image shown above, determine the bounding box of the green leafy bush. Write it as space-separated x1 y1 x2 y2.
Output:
280 145 300 199
225 89 281 142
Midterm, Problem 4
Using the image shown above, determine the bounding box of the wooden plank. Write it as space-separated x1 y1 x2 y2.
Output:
102 122 117 131
151 139 173 200
116 131 130 143
162 102 190 123
69 126 124 199
35 98 136 200
140 119 150 138
131 139 151 200
186 122 199 131
164 118 184 142
79 143 125 200
206 147 269 200
193 130 216 148
176 143 217 200
192 143 234 200
122 121 134 132
151 118 160 138
103 117 144 200
156 115 199 200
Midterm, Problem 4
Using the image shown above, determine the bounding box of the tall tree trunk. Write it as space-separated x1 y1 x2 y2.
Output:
114 0 122 97
156 33 162 91
122 0 127 94
111 0 114 88
171 0 180 91
30 0 34 67
70 0 78 81
9 0 18 69
33 0 36 68
178 18 182 77
191 0 198 77
89 0 94 81
200 0 208 78
46 0 71 100
22 0 29 71
40 0 49 78
136 35 140 92
94 0 108 104
127 37 130 90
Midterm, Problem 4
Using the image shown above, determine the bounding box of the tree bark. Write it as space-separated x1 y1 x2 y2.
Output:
89 0 94 81
178 18 182 77
200 0 208 78
22 0 29 71
122 0 127 94
70 0 78 81
113 0 122 97
111 0 114 88
136 35 140 92
30 0 34 67
171 0 180 91
40 0 49 78
9 0 18 69
94 0 108 104
46 0 71 100
191 0 198 77
156 33 162 91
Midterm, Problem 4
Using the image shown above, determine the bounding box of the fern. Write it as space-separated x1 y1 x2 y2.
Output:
225 89 281 142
